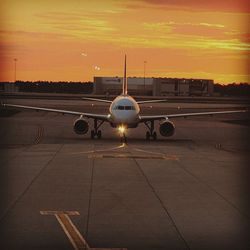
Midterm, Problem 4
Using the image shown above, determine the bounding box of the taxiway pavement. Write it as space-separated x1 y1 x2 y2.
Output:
0 99 249 250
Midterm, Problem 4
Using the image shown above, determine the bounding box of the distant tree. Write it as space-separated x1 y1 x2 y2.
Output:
13 81 93 94
214 83 250 96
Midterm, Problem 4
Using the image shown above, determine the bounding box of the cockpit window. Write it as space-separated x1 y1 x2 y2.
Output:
114 105 135 110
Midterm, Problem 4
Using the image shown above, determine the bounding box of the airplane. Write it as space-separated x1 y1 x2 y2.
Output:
2 55 247 141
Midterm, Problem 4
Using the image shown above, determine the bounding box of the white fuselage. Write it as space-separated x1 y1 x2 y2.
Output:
109 95 140 128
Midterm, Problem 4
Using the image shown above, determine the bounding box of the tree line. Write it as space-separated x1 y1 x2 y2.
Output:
15 81 93 94
214 83 250 97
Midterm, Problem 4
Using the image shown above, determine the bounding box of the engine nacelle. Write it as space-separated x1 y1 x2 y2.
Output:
73 118 89 135
159 120 175 137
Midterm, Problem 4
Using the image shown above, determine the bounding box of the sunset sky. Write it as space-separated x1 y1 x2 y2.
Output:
1 0 249 83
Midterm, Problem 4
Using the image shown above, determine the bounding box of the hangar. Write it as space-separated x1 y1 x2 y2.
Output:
93 77 214 96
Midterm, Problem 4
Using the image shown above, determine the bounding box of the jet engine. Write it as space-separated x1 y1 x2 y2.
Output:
159 120 175 137
73 118 89 135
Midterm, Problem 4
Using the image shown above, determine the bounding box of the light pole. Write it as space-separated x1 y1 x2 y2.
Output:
93 65 100 78
92 65 101 94
143 60 147 95
14 58 17 82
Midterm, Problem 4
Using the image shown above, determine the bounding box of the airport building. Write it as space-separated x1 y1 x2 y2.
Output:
93 77 214 96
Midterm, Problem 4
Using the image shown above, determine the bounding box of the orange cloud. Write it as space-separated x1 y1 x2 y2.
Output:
0 0 249 84
132 0 250 13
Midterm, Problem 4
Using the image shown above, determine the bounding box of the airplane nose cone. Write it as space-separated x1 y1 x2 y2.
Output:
113 111 137 124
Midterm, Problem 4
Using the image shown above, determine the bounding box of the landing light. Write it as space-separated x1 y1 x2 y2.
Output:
118 125 126 134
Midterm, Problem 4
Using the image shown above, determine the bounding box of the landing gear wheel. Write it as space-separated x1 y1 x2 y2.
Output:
120 133 127 143
91 130 95 139
97 130 102 139
153 131 157 140
146 131 157 140
123 134 127 144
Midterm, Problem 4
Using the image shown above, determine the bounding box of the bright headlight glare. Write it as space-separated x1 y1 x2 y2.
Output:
118 125 126 133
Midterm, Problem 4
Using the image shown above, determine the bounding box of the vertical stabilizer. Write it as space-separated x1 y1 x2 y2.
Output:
122 55 128 95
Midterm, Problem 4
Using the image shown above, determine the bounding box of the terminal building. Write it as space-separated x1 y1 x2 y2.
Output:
93 77 214 96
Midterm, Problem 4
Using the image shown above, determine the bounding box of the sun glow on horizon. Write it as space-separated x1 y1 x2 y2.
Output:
1 0 249 84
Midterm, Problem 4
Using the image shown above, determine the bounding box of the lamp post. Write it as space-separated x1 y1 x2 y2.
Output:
143 60 147 95
14 58 17 82
93 65 101 94
93 65 100 79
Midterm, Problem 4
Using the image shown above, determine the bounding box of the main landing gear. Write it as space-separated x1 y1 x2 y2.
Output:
120 133 127 144
144 120 157 140
91 119 104 139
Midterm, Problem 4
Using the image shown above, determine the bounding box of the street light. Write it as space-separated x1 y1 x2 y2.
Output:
14 58 17 82
92 65 101 86
81 52 87 57
94 65 101 71
143 60 147 95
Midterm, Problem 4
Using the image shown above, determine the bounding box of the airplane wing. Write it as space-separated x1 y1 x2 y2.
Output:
139 109 247 122
2 103 110 121
81 98 168 104
137 99 167 104
81 97 112 103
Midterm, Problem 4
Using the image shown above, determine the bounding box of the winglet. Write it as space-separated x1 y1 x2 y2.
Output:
122 54 128 95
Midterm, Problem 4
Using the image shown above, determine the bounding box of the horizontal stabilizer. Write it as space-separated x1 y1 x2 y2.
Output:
82 97 112 103
137 99 167 104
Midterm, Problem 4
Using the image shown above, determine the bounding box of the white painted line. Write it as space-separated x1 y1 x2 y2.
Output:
71 143 126 155
40 210 80 215
55 213 88 250
40 211 128 250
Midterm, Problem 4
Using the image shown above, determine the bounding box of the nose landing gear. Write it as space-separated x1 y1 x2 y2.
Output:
120 133 127 143
117 125 127 143
144 121 157 140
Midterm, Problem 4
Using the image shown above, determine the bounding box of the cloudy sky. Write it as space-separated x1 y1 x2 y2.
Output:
1 0 249 83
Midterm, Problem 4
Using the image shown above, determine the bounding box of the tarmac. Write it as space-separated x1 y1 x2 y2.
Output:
0 98 249 250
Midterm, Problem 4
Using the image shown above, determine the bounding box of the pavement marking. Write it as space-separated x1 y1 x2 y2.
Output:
34 125 44 144
89 154 179 160
72 143 179 161
56 213 88 250
132 147 166 156
40 210 80 215
40 211 127 250
40 210 88 250
70 143 126 155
